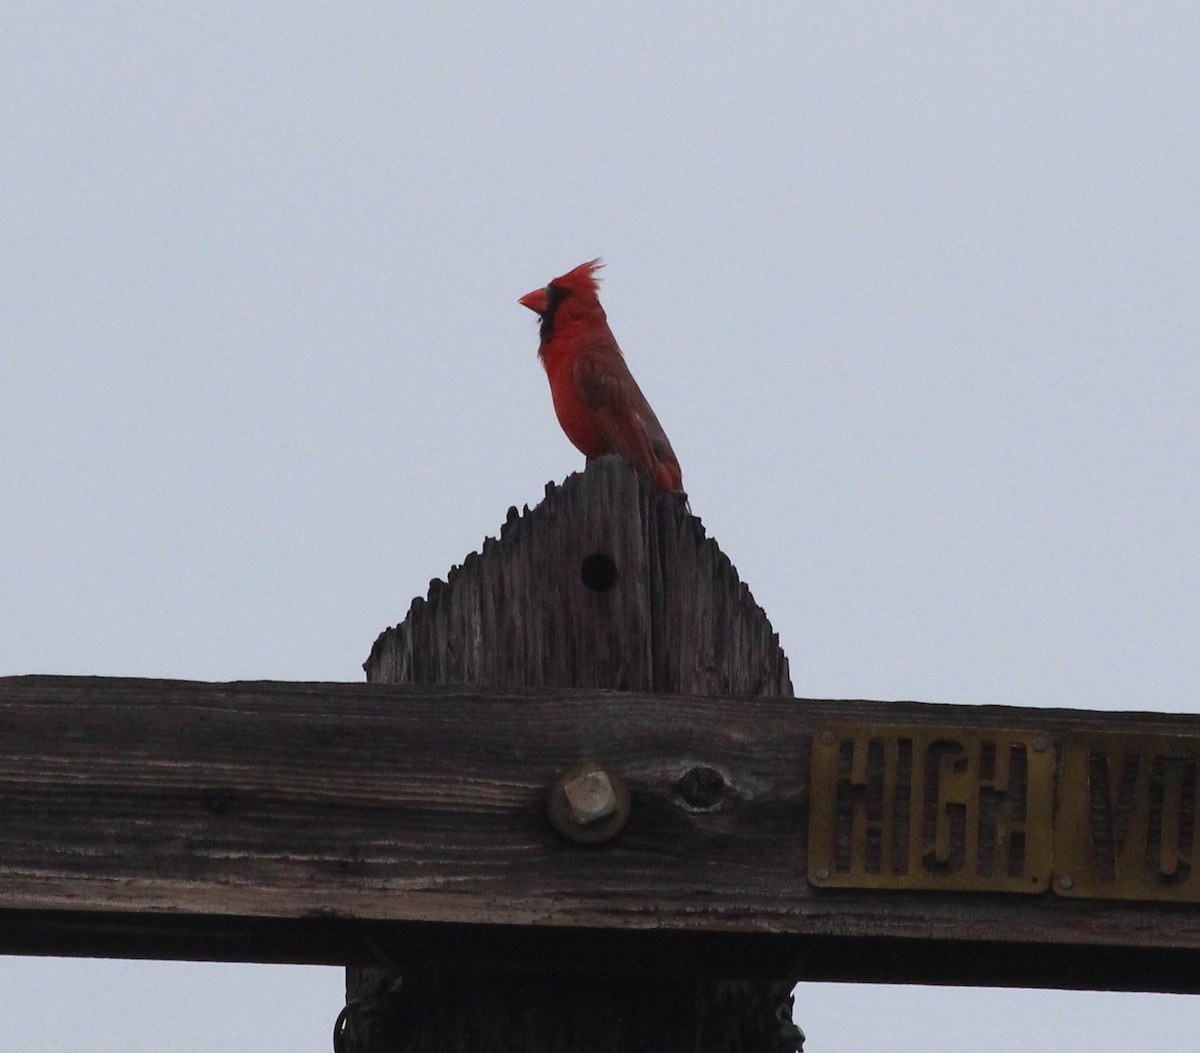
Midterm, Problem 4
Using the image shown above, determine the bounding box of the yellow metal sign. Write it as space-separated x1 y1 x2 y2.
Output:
806 729 1051 892
809 725 1200 901
808 724 1055 893
1054 732 1200 900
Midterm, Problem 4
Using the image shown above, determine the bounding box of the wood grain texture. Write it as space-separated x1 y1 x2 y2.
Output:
352 457 797 1052
3 677 1200 989
7 459 1200 1001
364 456 792 697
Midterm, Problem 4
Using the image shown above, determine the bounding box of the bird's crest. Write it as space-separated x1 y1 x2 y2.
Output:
548 258 604 297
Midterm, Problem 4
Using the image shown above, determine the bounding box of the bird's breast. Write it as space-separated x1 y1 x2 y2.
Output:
544 358 610 457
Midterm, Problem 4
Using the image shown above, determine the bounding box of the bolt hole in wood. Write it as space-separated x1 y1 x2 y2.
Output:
678 766 728 810
580 552 618 593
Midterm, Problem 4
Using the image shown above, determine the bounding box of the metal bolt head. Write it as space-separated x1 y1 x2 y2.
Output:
1058 875 1074 891
813 866 830 881
1034 734 1050 752
820 731 836 746
548 762 631 844
563 769 617 825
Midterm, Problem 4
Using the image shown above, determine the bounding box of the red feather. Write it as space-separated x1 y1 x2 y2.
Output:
519 260 684 496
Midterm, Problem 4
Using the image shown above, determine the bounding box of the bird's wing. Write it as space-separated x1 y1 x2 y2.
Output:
573 348 683 492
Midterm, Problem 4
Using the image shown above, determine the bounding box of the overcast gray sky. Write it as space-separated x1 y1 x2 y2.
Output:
3 3 1198 1050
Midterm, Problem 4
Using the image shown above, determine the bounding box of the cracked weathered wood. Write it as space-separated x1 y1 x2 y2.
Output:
2 459 1199 1048
352 457 797 1053
2 679 1200 991
364 455 792 697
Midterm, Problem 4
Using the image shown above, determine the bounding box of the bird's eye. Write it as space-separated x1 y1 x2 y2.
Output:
545 285 566 313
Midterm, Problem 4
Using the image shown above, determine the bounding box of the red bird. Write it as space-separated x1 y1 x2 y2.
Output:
519 259 685 496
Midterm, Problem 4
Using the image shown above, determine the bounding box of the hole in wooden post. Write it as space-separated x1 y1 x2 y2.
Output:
580 552 618 593
678 766 728 810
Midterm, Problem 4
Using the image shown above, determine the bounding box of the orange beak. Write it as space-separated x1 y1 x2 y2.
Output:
518 288 550 314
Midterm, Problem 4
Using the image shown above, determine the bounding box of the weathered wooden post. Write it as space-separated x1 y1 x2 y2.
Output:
343 455 800 1052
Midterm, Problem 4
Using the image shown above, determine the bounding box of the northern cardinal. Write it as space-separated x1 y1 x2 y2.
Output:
519 259 685 496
